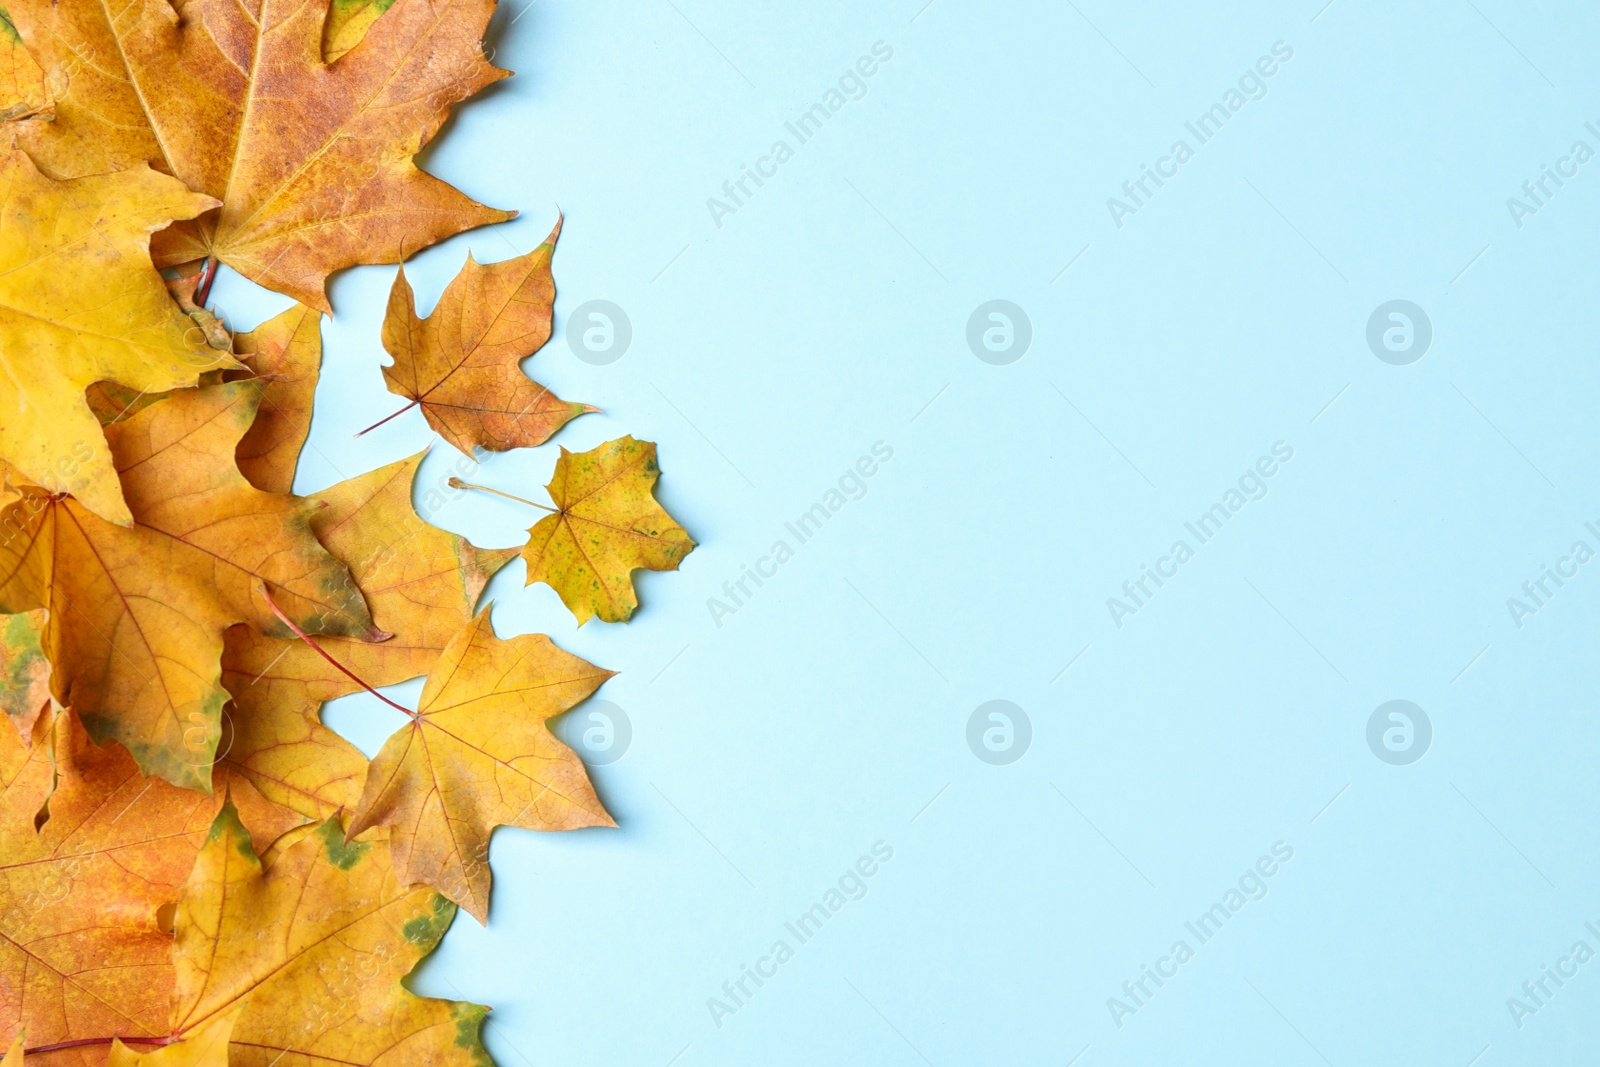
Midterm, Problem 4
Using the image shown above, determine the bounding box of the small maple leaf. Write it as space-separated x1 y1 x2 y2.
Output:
0 382 379 790
170 806 493 1067
459 436 697 624
346 608 615 922
0 712 222 1062
0 148 230 526
221 452 514 827
5 0 513 310
373 219 595 453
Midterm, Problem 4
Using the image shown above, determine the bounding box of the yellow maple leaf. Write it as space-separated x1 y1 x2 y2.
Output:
2 1031 20 1067
170 806 492 1067
5 0 513 310
476 436 696 624
0 382 378 789
375 220 594 453
347 608 614 922
0 148 229 526
221 453 514 827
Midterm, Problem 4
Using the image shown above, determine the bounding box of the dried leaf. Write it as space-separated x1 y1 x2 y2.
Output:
5 0 514 310
379 221 594 453
0 712 220 1065
170 806 492 1067
0 383 377 789
0 148 230 526
521 436 695 624
221 453 513 825
347 609 613 922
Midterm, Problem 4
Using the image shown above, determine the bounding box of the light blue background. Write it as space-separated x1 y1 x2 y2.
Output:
208 1 1600 1063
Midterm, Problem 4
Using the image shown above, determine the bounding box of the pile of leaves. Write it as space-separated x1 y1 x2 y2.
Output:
0 1 695 1063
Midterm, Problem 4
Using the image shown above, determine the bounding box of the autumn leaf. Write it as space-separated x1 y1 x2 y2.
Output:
461 436 695 624
229 305 323 494
107 1009 241 1067
0 148 230 526
2 1031 20 1067
170 805 491 1067
4 0 514 310
221 453 513 827
0 382 378 789
373 220 594 453
0 711 221 1067
346 608 613 922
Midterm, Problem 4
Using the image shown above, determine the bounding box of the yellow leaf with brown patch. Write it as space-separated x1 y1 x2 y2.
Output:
347 609 614 922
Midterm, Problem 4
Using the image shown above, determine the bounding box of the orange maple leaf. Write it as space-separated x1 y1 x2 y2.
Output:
5 0 513 310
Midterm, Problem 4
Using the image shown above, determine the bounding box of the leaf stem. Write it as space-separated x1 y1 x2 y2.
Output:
448 477 558 513
193 256 219 308
259 589 417 720
26 1037 175 1056
354 401 419 438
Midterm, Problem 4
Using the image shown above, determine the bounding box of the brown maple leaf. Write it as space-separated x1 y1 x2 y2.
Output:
0 382 379 790
373 219 595 453
4 0 513 311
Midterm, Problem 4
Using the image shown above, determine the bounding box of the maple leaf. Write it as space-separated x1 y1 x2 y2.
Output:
3 1031 20 1067
346 608 613 922
0 711 220 1067
459 436 695 624
0 148 230 526
4 0 514 311
169 805 493 1067
373 220 595 453
221 452 513 827
0 382 378 789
